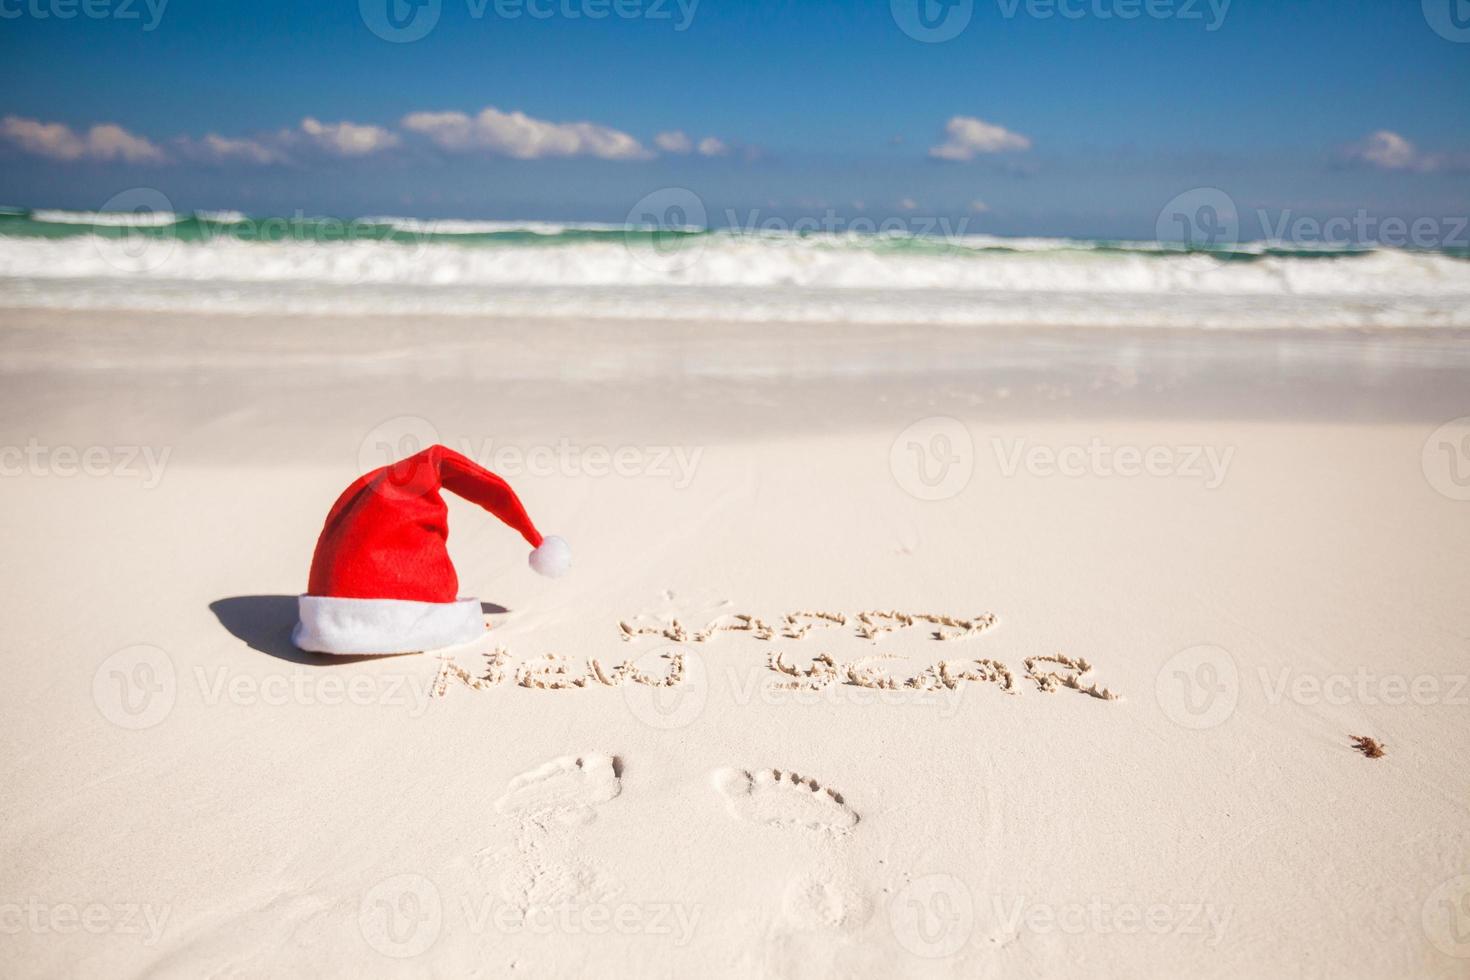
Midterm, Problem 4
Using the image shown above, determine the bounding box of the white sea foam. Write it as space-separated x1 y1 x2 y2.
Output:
0 231 1466 328
357 216 624 235
29 209 181 227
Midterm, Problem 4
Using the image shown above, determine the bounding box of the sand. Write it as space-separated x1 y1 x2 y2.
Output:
2 309 1468 977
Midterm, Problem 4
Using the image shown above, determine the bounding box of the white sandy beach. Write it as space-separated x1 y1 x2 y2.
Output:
2 308 1469 978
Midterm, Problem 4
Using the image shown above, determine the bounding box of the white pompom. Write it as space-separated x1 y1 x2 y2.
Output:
528 535 571 578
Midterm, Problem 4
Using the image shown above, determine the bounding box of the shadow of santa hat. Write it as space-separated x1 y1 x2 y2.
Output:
293 444 569 655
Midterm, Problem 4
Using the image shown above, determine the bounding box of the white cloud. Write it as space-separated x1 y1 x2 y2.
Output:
298 117 400 157
696 136 729 157
1348 130 1422 170
181 133 286 165
929 115 1032 161
176 117 398 166
1340 130 1463 173
85 124 167 164
653 130 740 159
0 117 84 160
402 106 651 160
654 130 693 154
1 115 166 164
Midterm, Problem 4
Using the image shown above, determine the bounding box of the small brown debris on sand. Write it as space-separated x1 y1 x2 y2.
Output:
1350 735 1385 759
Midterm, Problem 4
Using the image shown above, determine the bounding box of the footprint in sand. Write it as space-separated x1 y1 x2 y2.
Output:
495 852 621 916
483 753 624 916
782 871 874 932
494 753 621 826
711 768 858 833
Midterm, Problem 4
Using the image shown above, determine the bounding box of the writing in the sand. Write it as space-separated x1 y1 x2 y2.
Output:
434 608 1120 701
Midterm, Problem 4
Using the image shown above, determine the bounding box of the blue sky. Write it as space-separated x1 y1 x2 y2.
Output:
0 0 1466 237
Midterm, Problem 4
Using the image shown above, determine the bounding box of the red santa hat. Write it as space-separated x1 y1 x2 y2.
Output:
293 444 569 655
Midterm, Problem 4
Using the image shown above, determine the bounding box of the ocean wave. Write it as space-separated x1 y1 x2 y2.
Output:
1 210 1467 327
357 216 626 235
30 208 181 227
1 233 1464 294
194 210 249 224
